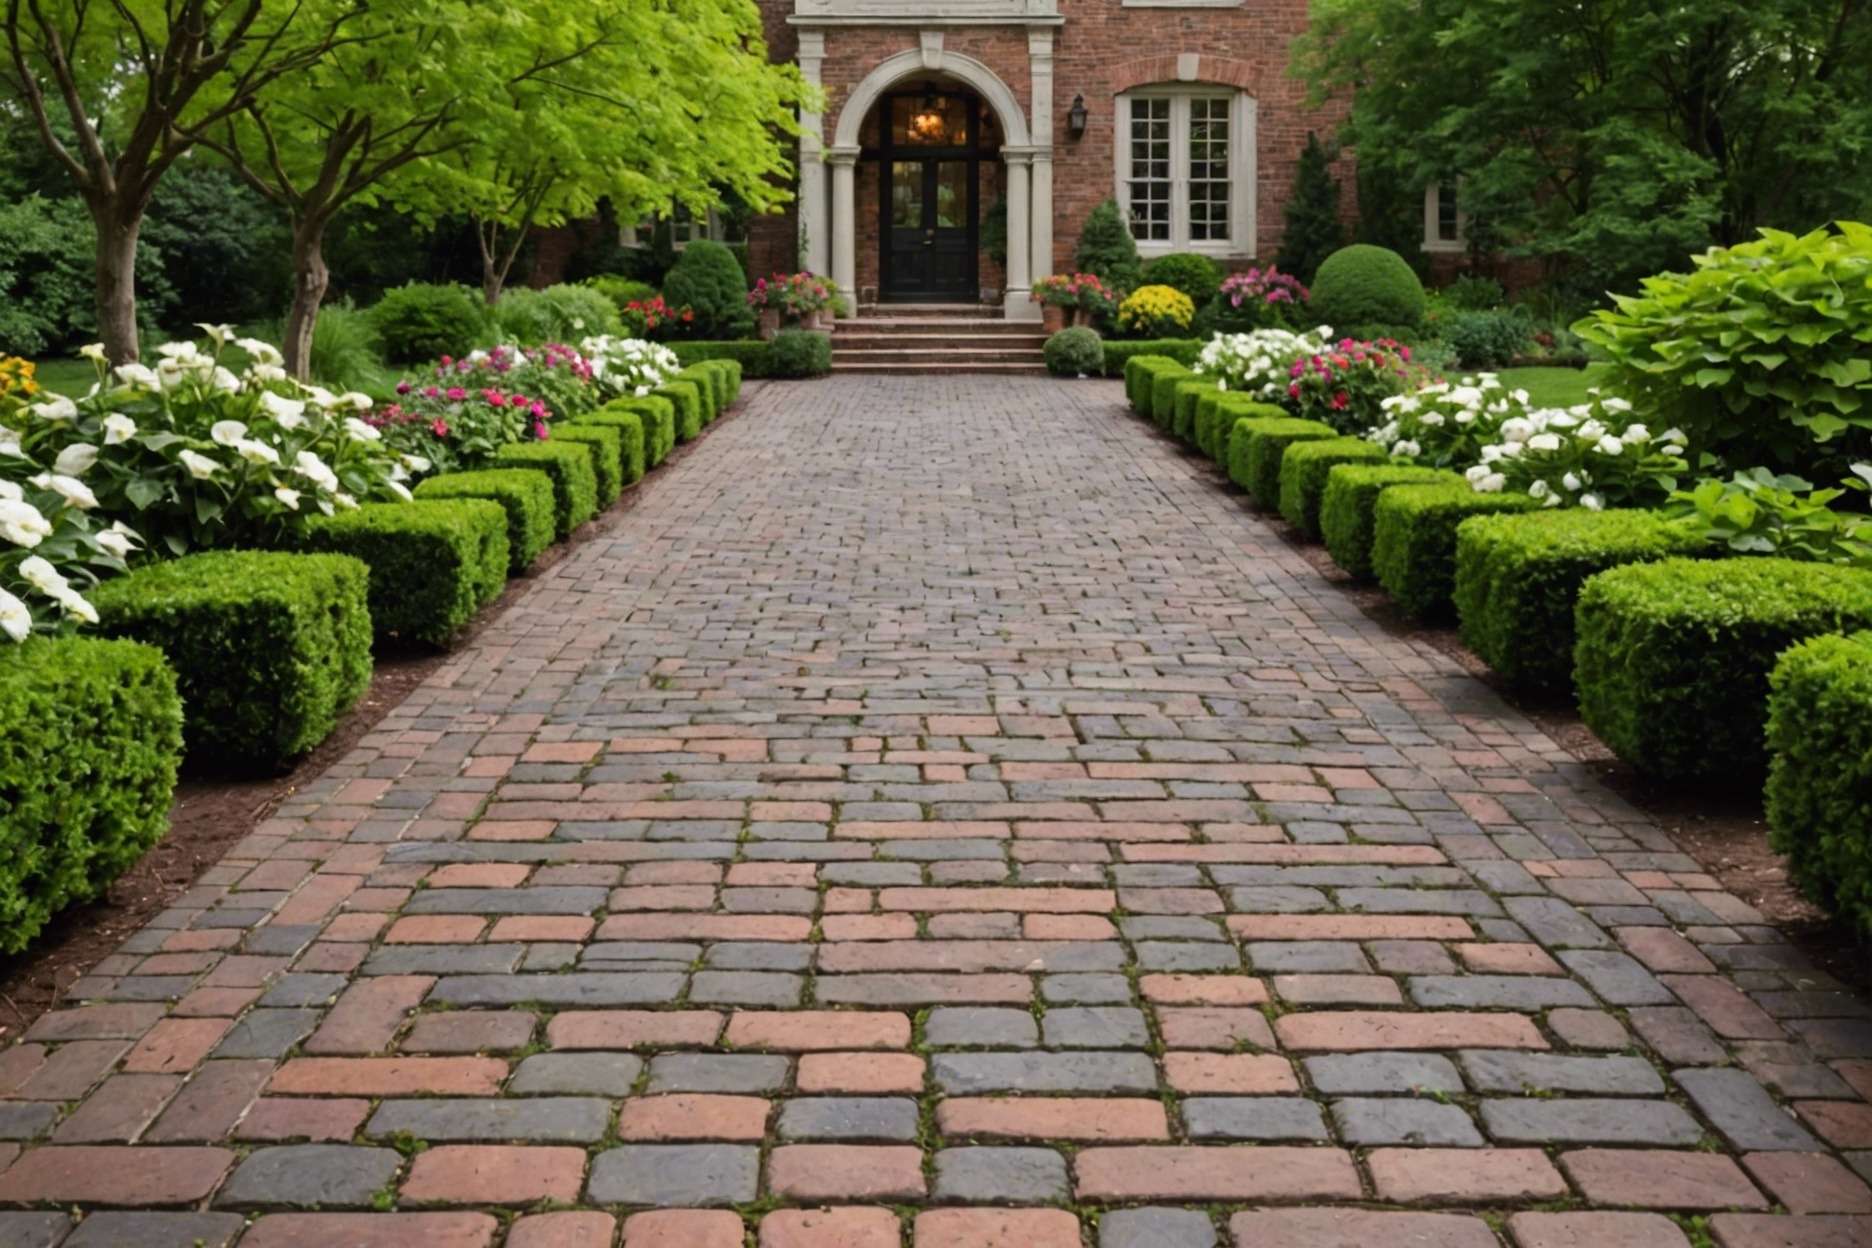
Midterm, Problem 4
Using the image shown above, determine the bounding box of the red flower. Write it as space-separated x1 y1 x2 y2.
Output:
431 418 450 437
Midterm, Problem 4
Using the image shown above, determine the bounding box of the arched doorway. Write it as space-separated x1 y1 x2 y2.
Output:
866 83 997 302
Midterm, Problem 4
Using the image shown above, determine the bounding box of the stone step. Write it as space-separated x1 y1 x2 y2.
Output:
857 302 1004 318
833 346 1046 366
830 360 1047 375
833 332 1049 348
835 318 1042 336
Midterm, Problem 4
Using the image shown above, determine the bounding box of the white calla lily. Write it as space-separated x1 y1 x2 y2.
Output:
52 443 99 476
0 589 30 642
102 413 137 444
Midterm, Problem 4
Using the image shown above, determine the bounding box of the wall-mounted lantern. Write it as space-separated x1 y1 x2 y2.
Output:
1067 94 1088 141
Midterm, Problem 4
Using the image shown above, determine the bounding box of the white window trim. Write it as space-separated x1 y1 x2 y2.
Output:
1423 182 1466 254
621 207 739 251
1113 87 1256 259
1121 0 1244 7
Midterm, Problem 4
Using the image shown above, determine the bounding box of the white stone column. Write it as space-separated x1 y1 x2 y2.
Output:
1003 150 1036 319
797 32 829 279
1027 30 1055 280
827 147 860 303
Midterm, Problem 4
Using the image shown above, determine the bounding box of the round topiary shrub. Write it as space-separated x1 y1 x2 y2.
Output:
1309 244 1426 332
371 283 491 363
662 239 754 339
1142 253 1223 308
538 284 623 340
1116 285 1196 339
1044 327 1104 377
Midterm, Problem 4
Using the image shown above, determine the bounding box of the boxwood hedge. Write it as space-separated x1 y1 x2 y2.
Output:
655 380 705 442
1195 393 1282 462
1278 437 1389 537
91 550 373 771
675 365 719 425
413 468 556 573
568 408 647 487
1225 416 1318 497
1104 338 1203 378
1370 483 1539 619
1454 509 1710 692
0 637 183 953
1238 418 1339 511
549 423 624 505
1575 558 1872 782
1123 354 1175 415
296 500 508 646
495 441 599 538
1171 378 1216 442
1767 631 1872 936
672 341 768 380
1148 364 1194 429
609 396 675 467
1320 464 1463 579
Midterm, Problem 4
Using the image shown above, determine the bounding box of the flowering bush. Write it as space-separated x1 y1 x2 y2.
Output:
1212 266 1310 330
748 272 832 319
1194 327 1334 400
0 447 138 642
620 295 695 340
1032 273 1120 320
369 386 542 477
2 330 417 579
580 336 681 401
1285 337 1417 434
1466 395 1689 509
425 344 599 422
1116 284 1196 337
1365 375 1533 467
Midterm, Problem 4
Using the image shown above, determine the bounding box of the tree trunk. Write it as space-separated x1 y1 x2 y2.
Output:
91 200 143 366
284 218 331 381
482 267 506 306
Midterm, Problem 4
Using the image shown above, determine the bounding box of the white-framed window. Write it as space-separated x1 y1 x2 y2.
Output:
1114 87 1256 257
1423 180 1464 253
622 205 742 250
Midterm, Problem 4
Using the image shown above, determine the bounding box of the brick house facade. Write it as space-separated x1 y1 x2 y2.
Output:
743 0 1356 318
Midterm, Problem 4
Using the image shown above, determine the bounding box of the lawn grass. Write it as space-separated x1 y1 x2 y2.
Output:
28 358 101 399
1499 362 1612 408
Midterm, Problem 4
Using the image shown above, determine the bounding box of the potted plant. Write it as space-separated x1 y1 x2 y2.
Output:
747 277 783 340
1031 274 1075 333
1032 273 1119 332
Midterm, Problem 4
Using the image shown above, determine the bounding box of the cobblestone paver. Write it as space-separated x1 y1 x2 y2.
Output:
4 376 1870 1246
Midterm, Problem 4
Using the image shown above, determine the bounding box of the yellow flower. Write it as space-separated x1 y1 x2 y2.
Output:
1117 284 1196 333
0 356 40 399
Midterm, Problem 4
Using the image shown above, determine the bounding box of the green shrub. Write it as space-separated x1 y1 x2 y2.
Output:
1441 308 1532 368
689 357 742 405
1240 418 1340 510
0 637 183 954
295 501 508 647
1171 378 1215 442
1279 436 1390 536
1454 509 1710 693
572 408 648 486
1195 394 1283 463
611 396 676 466
769 328 832 378
677 364 722 423
1225 416 1318 494
1148 365 1194 430
491 288 561 346
1574 223 1872 476
539 283 624 340
586 274 659 315
1576 558 1872 782
1309 244 1427 331
1320 463 1463 578
1103 339 1203 378
1045 327 1105 377
1767 631 1872 937
1124 356 1186 418
298 301 386 392
1142 253 1223 307
1073 198 1143 293
91 551 373 771
494 441 599 537
413 469 556 573
672 340 772 379
1370 483 1540 619
655 380 704 443
371 282 490 364
662 239 754 339
550 423 624 505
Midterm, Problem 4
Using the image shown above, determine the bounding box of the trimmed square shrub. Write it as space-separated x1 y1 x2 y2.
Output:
1320 463 1464 579
0 637 183 953
1279 437 1389 537
1454 509 1710 693
1195 392 1281 462
675 365 719 424
769 328 832 378
91 550 373 771
1148 365 1193 429
295 501 508 647
1239 418 1339 511
1370 483 1540 619
1576 558 1872 782
495 441 599 538
1171 378 1215 442
1767 631 1872 937
672 341 769 380
550 423 624 505
1103 338 1204 377
699 357 743 405
1123 354 1173 414
609 396 675 467
571 408 647 486
413 468 556 573
655 380 704 443
1224 416 1323 495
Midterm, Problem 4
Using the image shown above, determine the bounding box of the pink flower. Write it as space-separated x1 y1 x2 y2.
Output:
431 418 449 437
395 380 412 395
533 420 548 440
446 386 466 401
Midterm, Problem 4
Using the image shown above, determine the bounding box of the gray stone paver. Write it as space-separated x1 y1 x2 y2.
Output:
0 376 1867 1242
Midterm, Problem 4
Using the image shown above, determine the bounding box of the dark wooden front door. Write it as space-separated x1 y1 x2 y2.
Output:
873 89 981 302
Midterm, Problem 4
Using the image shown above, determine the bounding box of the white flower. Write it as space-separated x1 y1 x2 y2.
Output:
274 486 302 511
179 449 221 479
400 454 430 474
0 435 21 459
210 366 243 394
1500 418 1533 444
1600 397 1633 414
0 482 17 502
1660 427 1688 445
259 391 307 428
156 340 203 362
0 499 51 548
196 322 236 346
384 480 413 502
113 362 159 388
235 338 284 366
1622 424 1651 444
53 443 99 476
95 524 137 558
210 420 248 446
341 392 373 412
1480 444 1505 464
18 555 67 594
29 395 77 421
304 386 339 410
249 363 287 383
1392 439 1422 459
1465 464 1492 484
1474 472 1506 493
1562 472 1583 492
1449 386 1484 408
1595 436 1624 456
294 451 339 491
1578 419 1607 441
235 438 281 466
1528 480 1551 500
78 342 108 363
333 491 359 510
102 413 137 444
343 417 381 442
51 586 97 624
41 474 98 509
1527 433 1563 452
0 589 29 642
1580 493 1605 511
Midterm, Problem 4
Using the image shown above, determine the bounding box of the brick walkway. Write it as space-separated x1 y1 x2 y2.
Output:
4 376 1870 1248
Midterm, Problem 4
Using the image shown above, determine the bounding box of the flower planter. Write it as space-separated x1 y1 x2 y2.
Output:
1041 304 1067 334
1072 308 1094 329
757 308 780 341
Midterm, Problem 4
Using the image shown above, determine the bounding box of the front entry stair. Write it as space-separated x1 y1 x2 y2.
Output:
830 304 1047 375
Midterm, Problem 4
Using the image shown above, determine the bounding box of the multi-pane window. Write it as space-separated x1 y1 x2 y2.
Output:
1117 90 1252 254
623 204 742 250
1423 180 1464 252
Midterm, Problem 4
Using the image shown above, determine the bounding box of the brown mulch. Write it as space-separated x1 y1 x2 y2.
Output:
0 389 763 1043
